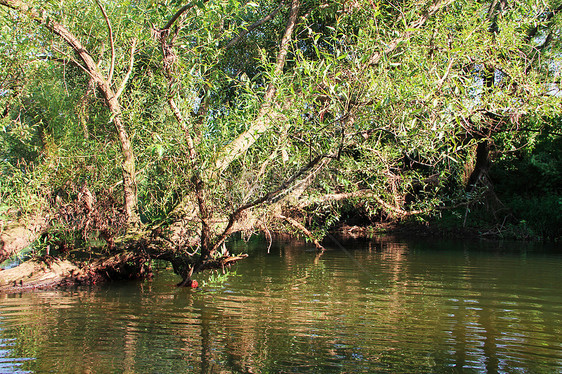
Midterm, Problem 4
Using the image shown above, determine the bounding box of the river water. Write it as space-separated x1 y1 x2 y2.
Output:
0 236 561 373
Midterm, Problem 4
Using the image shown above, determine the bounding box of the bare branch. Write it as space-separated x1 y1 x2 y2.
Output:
94 0 115 83
114 38 137 100
272 0 300 77
275 214 325 251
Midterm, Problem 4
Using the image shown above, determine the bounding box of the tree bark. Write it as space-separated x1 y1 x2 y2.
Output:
465 140 491 191
105 94 140 225
211 0 301 177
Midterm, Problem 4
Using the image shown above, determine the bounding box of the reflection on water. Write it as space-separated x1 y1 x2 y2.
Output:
0 237 561 373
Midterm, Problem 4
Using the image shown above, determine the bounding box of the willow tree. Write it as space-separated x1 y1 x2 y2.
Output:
0 0 142 226
1 0 560 288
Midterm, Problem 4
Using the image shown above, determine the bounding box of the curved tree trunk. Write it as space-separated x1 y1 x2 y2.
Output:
0 0 140 226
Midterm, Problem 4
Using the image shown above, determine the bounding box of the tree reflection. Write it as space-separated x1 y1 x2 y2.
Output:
0 238 560 373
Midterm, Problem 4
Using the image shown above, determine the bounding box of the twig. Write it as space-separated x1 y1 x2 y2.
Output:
95 0 115 83
114 38 137 100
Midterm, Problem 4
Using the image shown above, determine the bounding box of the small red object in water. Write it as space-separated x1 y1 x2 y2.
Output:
190 280 198 288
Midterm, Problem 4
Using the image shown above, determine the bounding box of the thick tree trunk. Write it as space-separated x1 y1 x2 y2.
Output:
466 140 491 190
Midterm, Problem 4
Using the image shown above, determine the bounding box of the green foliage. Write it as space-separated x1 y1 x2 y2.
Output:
202 269 239 288
1 0 562 246
507 195 562 240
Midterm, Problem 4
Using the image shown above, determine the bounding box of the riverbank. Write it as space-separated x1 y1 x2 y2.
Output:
1 211 557 294
329 216 560 243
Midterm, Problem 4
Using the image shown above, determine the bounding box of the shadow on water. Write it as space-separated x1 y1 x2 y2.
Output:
0 236 561 373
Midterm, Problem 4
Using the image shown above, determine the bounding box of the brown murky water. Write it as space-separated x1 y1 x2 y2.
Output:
1 237 561 373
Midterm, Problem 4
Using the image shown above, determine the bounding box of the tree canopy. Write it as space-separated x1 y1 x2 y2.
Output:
1 0 561 285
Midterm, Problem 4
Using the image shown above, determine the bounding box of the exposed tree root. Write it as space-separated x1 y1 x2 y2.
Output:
0 251 151 294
